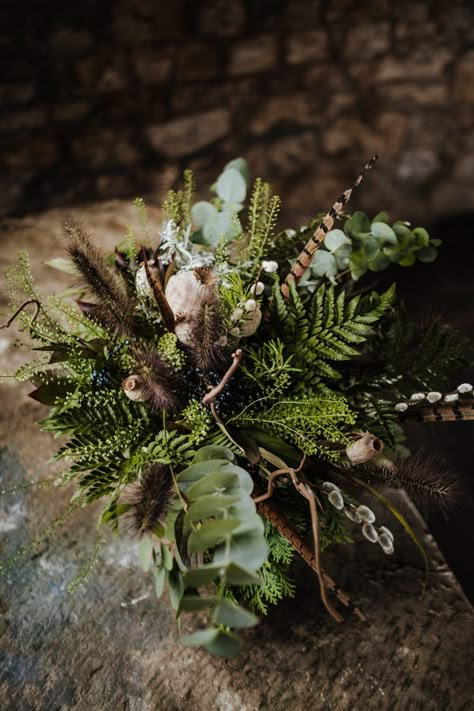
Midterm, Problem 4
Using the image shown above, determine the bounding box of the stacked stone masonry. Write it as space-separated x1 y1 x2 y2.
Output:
1 0 474 223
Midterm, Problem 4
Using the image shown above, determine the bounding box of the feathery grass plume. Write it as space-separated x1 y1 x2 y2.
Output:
64 221 137 336
124 463 174 537
357 448 461 515
186 290 227 372
133 350 183 413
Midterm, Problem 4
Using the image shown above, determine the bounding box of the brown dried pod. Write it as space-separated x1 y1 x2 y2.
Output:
346 432 384 465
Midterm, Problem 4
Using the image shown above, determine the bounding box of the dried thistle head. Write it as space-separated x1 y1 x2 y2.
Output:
123 463 174 537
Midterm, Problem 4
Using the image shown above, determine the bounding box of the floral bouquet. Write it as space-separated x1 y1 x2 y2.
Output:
2 155 471 657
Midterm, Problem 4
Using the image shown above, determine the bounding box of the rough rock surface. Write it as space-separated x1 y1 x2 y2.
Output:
2 1 474 223
0 204 473 710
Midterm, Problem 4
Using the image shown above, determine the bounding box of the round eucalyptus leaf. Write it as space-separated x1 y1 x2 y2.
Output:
325 229 351 253
184 494 241 526
179 628 219 647
371 211 389 224
212 600 258 628
216 168 247 203
392 221 412 238
368 253 391 272
417 245 438 263
224 562 261 585
223 157 250 186
203 630 242 658
186 471 240 500
193 445 235 464
179 595 220 612
311 250 337 278
191 200 217 228
213 527 268 570
412 227 430 248
361 235 380 258
344 210 371 237
183 564 224 588
188 517 241 554
371 222 397 244
349 252 368 280
399 252 417 266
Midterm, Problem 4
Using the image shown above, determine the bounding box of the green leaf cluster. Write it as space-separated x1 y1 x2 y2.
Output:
271 279 395 386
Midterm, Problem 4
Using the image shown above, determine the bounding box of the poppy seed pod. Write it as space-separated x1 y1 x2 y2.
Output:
165 268 215 318
122 374 151 402
346 432 383 464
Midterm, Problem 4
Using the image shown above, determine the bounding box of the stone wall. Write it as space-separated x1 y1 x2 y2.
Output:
2 0 474 222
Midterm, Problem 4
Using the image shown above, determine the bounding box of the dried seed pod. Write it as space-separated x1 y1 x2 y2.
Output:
346 432 383 464
122 375 151 402
165 268 215 317
239 306 262 337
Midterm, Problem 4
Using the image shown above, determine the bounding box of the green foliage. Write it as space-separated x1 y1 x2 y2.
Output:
180 399 213 445
271 279 395 386
234 395 355 457
245 179 281 280
158 332 186 370
191 159 249 246
238 521 296 615
240 339 299 396
173 445 267 656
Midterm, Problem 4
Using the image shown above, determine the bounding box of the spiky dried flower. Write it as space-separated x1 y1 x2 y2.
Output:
132 350 184 413
359 448 461 516
124 464 174 537
65 221 137 336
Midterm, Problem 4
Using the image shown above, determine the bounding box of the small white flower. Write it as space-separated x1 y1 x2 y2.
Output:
254 281 265 296
261 260 278 273
426 392 442 403
356 505 376 524
328 490 344 510
362 523 379 543
394 402 408 412
231 307 244 321
244 299 257 312
410 392 425 402
444 393 459 402
457 383 473 394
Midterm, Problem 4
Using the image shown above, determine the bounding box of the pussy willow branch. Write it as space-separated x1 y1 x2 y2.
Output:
202 349 243 405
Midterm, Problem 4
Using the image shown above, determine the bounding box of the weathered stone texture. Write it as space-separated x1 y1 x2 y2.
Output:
1 1 474 225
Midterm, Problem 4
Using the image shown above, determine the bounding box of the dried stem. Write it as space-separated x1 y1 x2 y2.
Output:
0 299 41 330
202 349 243 405
253 460 344 623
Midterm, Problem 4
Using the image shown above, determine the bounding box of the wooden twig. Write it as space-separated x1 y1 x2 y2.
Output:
0 299 41 330
141 248 176 332
253 460 344 623
202 349 243 405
